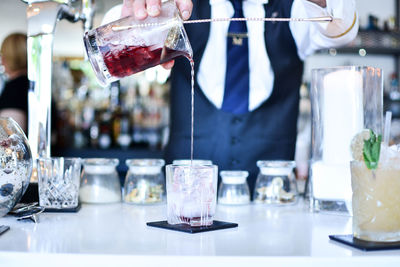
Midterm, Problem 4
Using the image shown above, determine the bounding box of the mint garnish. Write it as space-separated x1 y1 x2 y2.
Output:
363 129 382 170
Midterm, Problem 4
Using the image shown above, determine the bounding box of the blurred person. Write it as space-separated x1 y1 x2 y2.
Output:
0 33 29 133
105 0 358 194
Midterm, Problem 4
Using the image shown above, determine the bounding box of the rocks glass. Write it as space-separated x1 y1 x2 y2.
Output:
166 163 217 226
38 157 82 209
351 154 400 242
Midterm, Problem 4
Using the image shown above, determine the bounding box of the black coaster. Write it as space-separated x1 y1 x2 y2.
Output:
147 220 238 234
329 234 400 251
0 225 10 236
44 203 81 213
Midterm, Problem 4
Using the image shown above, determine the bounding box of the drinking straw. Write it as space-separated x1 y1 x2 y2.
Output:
384 111 392 146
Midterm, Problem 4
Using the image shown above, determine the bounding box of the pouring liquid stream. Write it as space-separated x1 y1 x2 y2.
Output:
110 15 333 167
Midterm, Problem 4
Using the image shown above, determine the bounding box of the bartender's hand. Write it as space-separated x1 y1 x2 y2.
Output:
122 0 193 20
307 0 326 8
121 0 193 69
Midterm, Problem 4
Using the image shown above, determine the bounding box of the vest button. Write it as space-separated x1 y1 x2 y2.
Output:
232 117 243 124
231 137 239 145
231 159 239 165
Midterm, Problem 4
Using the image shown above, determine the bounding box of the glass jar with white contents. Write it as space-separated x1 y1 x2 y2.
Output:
79 158 121 204
124 159 165 204
218 171 250 205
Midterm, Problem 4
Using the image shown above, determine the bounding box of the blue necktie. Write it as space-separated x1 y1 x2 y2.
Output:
221 0 250 114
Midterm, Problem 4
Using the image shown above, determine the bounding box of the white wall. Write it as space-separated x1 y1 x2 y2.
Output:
0 0 120 57
304 0 397 83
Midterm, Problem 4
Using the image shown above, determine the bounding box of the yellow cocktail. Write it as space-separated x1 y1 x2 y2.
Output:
351 160 400 241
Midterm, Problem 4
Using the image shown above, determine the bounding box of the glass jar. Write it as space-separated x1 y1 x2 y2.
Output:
79 158 121 204
218 171 250 205
253 161 298 205
124 159 165 204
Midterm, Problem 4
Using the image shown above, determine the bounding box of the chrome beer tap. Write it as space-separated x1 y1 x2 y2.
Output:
21 0 95 181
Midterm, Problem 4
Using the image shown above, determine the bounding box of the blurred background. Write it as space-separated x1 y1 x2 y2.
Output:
0 0 399 180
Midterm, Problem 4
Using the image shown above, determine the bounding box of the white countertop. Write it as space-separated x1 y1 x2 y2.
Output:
0 201 399 267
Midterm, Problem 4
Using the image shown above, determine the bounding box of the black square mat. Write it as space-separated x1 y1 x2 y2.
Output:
329 234 400 251
147 220 238 233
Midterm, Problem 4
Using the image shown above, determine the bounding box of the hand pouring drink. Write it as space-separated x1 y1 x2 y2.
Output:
84 0 192 86
84 0 331 86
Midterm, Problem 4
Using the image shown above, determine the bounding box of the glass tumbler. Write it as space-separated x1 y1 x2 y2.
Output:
254 161 297 205
80 158 121 204
124 159 165 204
218 171 250 205
351 159 400 242
166 163 218 226
38 157 82 209
310 66 383 213
84 0 193 86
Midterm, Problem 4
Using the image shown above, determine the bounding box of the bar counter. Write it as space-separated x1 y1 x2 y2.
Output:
0 201 399 267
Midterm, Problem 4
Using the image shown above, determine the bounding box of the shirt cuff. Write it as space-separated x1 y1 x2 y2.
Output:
101 4 122 25
301 0 357 39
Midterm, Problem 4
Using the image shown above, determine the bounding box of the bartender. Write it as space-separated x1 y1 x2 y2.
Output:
105 0 358 194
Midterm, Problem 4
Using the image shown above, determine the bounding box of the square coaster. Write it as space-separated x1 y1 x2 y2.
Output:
0 225 10 236
44 203 81 213
147 220 238 234
329 234 400 251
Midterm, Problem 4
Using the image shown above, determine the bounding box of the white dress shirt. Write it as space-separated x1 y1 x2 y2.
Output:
198 0 358 111
102 0 358 111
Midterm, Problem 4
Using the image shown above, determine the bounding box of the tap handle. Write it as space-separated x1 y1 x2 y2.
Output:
58 4 80 22
81 0 95 32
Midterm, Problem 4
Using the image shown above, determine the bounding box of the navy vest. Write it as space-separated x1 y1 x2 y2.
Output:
165 0 304 195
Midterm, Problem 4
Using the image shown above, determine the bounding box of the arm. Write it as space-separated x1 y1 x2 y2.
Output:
306 0 326 8
290 0 358 60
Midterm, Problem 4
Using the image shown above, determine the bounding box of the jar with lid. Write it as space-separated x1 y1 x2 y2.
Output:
79 158 121 204
124 159 165 204
253 161 297 205
218 171 250 205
